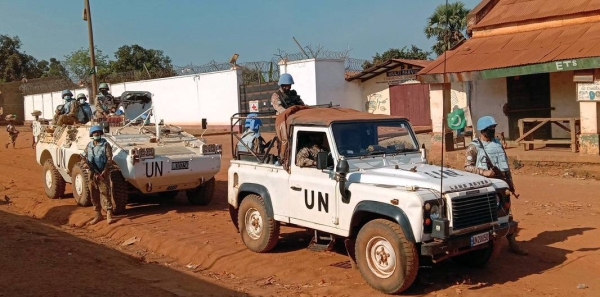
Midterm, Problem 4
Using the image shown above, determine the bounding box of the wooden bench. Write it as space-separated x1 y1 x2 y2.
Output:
516 117 580 152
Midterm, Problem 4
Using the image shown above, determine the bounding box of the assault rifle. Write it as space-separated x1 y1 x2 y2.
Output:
476 140 520 199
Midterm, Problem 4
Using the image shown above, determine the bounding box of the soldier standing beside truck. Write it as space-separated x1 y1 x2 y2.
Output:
464 115 528 256
81 125 114 225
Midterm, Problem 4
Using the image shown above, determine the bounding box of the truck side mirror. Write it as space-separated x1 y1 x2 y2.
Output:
202 118 207 130
316 152 329 170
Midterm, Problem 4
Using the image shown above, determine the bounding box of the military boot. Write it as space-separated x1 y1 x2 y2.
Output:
89 211 103 225
106 210 114 224
507 234 528 255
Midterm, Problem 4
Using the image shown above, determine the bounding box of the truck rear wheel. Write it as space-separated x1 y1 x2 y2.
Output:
43 159 66 199
238 194 279 253
102 169 128 214
186 177 215 206
355 219 418 294
71 163 91 207
451 243 494 268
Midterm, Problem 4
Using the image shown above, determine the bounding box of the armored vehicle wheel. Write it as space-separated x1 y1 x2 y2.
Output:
238 194 279 253
451 243 494 268
158 191 179 200
43 159 66 199
71 163 91 207
102 169 128 214
186 177 215 206
355 219 418 294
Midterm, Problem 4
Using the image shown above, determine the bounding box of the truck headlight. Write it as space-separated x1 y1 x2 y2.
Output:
430 205 440 220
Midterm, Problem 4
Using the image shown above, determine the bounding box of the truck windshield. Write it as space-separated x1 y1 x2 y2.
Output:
332 120 418 158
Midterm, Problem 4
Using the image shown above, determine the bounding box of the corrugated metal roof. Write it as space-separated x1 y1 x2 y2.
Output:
346 59 432 82
473 0 600 29
418 22 600 75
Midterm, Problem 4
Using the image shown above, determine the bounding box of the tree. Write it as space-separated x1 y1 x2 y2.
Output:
64 47 111 85
424 1 470 56
362 45 432 69
109 44 175 78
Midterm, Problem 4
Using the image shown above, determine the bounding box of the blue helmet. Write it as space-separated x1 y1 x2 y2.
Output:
278 73 294 85
62 89 73 98
476 116 497 131
89 125 104 137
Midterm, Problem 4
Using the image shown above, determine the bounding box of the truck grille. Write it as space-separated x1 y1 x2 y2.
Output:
451 192 497 230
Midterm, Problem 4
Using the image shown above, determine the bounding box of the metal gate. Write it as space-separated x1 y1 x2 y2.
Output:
389 83 432 126
238 82 280 132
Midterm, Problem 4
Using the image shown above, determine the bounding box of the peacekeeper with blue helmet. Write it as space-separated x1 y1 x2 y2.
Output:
270 73 306 115
464 115 528 256
80 125 114 225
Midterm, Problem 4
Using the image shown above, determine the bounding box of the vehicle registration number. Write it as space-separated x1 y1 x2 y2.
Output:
470 232 490 247
171 161 189 170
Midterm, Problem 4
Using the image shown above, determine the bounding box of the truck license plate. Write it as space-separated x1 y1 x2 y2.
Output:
171 161 189 170
470 232 490 247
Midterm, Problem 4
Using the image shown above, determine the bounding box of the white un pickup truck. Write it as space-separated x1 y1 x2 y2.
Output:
227 107 518 295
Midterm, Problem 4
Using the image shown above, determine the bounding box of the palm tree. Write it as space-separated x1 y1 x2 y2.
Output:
424 1 470 56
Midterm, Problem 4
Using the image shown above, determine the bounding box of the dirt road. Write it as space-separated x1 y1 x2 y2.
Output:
1 129 599 297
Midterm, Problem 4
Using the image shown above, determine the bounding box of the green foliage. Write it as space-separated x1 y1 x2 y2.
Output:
64 47 111 85
109 44 175 78
424 1 470 56
362 45 432 69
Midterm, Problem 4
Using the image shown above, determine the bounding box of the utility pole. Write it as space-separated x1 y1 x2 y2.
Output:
83 0 98 101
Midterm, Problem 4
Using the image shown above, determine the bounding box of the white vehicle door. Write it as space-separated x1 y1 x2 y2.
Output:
288 128 338 232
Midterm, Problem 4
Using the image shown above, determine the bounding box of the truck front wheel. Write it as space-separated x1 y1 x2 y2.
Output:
71 163 91 207
355 219 419 294
238 194 279 253
43 159 66 199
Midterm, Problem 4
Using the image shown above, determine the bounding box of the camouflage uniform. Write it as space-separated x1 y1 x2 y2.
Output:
271 88 305 115
296 145 325 167
81 139 114 214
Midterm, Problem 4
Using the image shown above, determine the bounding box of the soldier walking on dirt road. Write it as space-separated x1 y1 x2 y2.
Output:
81 125 114 225
464 115 528 255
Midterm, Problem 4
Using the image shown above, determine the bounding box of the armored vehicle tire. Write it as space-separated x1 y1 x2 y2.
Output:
101 169 128 214
451 243 494 268
355 219 419 295
71 163 92 207
238 194 280 253
43 159 66 199
186 178 215 206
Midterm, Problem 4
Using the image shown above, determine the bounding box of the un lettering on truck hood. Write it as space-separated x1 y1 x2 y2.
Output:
347 163 493 193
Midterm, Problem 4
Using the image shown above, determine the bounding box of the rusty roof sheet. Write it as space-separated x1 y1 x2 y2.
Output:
473 0 600 29
418 22 600 75
346 59 432 82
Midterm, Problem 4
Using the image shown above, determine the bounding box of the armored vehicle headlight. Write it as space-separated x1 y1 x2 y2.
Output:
430 205 440 220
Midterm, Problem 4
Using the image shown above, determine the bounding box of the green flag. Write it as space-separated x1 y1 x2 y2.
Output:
447 108 466 130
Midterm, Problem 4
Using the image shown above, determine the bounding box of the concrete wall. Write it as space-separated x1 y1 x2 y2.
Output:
362 75 390 114
550 71 578 138
24 69 242 127
471 78 508 135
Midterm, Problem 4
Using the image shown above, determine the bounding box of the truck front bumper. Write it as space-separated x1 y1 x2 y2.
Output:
420 221 518 261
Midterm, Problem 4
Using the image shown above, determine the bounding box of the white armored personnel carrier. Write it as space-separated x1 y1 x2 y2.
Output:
35 91 222 213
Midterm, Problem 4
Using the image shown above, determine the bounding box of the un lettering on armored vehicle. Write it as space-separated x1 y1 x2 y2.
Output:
227 107 518 295
35 91 222 213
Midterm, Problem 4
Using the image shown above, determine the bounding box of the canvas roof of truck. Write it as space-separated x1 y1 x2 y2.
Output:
285 107 406 126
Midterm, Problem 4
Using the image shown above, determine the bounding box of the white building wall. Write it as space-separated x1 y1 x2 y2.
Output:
24 69 242 127
550 71 578 138
280 59 317 106
471 78 509 135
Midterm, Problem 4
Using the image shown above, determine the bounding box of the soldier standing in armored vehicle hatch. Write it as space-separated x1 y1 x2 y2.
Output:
94 83 116 120
464 115 528 256
81 125 114 225
271 73 306 115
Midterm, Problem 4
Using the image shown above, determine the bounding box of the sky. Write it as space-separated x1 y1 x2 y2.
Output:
1 0 482 68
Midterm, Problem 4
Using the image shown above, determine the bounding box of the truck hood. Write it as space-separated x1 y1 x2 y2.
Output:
347 163 493 193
